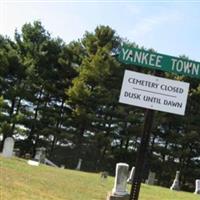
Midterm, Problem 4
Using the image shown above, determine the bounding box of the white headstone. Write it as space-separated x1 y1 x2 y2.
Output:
194 179 200 194
170 171 180 191
27 160 39 166
145 171 156 185
2 137 15 158
112 163 129 196
13 148 20 157
127 166 135 184
76 158 82 170
34 147 46 163
60 165 65 169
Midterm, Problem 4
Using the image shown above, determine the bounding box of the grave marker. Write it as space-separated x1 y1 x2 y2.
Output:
145 172 157 185
2 137 15 158
194 179 200 194
27 160 39 166
170 171 180 191
34 147 46 163
13 148 20 157
76 158 82 170
107 163 129 200
127 167 135 184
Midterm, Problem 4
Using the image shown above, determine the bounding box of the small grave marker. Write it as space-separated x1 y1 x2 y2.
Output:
145 172 157 185
76 158 82 170
194 179 200 194
107 163 129 200
2 137 15 158
170 171 180 191
34 147 46 163
127 167 135 184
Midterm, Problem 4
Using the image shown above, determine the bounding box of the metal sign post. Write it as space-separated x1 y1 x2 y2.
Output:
129 109 155 200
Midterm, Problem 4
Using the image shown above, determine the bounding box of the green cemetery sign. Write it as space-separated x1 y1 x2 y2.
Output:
118 45 200 79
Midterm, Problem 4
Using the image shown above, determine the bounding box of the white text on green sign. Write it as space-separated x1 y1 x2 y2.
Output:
118 46 200 79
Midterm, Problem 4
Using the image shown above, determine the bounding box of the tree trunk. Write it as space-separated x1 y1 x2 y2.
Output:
125 137 130 152
49 135 57 158
76 125 85 159
1 98 16 151
9 98 16 117
11 98 22 134
49 99 65 157
33 93 49 154
27 88 43 155
120 138 124 150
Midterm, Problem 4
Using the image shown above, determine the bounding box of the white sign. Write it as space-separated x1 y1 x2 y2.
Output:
119 70 189 115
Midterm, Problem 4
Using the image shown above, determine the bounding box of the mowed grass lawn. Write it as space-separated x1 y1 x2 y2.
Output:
0 156 199 200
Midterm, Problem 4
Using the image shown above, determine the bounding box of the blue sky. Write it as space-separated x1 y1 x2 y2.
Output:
1 1 200 61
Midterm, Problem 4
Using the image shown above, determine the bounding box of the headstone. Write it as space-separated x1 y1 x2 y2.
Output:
13 148 20 157
170 171 180 191
60 165 65 169
194 179 200 194
27 160 39 166
145 171 157 185
127 166 135 184
107 163 129 200
101 171 109 180
75 158 82 170
2 137 15 158
107 192 129 200
25 153 31 159
34 147 46 163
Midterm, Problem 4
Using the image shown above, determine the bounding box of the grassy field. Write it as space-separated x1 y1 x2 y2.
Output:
0 156 199 200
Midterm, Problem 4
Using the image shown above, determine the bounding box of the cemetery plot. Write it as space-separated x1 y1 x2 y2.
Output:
0 156 199 200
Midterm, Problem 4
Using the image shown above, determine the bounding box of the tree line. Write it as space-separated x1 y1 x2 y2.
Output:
1 21 200 191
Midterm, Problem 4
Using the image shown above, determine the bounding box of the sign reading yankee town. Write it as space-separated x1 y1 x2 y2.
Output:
119 70 189 115
118 45 200 79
